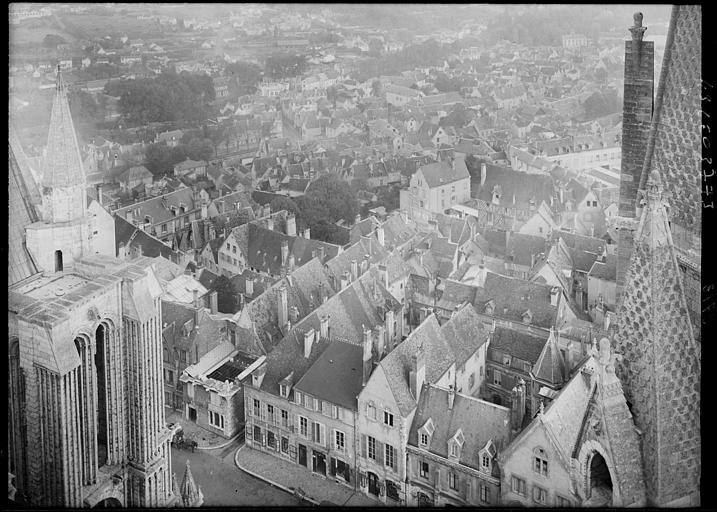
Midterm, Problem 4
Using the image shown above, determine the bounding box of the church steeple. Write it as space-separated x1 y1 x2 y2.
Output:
180 460 203 507
40 66 87 223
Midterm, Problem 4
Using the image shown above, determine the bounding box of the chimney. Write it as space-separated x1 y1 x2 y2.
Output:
378 264 389 289
201 203 208 219
278 285 288 328
193 289 201 324
267 216 275 231
317 246 325 264
362 327 373 386
377 225 385 246
96 184 103 205
448 384 456 410
281 240 289 267
409 349 426 401
304 227 311 239
511 378 526 432
350 260 358 281
355 213 361 226
550 286 559 307
118 242 126 259
361 254 370 275
286 214 297 236
385 308 395 347
303 328 315 358
209 290 218 314
480 162 486 186
288 253 295 272
320 314 330 339
375 324 385 360
340 271 350 290
263 204 271 217
565 340 574 375
246 276 254 296
126 210 133 224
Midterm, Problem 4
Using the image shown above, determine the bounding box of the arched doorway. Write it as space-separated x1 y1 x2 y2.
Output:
93 497 122 508
586 452 613 506
417 492 432 508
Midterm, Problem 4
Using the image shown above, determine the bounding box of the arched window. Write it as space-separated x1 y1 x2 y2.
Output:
55 250 63 272
533 447 549 476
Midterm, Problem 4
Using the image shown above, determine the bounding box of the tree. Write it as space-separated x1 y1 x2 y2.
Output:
305 174 359 224
186 138 215 161
371 80 382 97
211 210 254 235
42 34 67 48
269 196 300 217
264 53 307 80
213 274 238 313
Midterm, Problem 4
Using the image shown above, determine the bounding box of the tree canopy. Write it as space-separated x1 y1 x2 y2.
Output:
264 53 307 80
107 70 216 126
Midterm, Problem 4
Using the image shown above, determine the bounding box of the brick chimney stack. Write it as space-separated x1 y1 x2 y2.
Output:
511 378 526 433
617 12 654 301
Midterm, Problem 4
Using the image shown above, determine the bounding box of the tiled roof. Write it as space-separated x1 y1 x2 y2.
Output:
114 215 183 262
377 314 454 416
489 326 548 364
471 160 555 210
552 229 605 254
326 237 388 284
506 233 546 267
531 330 566 386
42 71 85 189
408 384 511 470
417 158 470 188
638 5 701 244
114 187 197 226
588 254 616 281
294 339 364 410
440 305 490 366
435 213 472 245
120 165 152 182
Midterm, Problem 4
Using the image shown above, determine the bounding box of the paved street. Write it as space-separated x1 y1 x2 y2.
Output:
170 443 303 507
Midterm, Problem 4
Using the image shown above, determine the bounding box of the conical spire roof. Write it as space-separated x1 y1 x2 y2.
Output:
532 328 566 386
180 460 203 507
41 67 85 189
614 169 700 505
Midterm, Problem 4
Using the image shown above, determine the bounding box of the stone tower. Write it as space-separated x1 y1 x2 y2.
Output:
615 12 654 300
179 460 204 507
8 69 178 507
613 170 700 507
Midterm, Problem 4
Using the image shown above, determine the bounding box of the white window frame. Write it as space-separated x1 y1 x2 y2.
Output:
334 429 346 452
383 410 394 427
299 416 309 438
385 443 395 469
367 436 377 460
208 410 224 429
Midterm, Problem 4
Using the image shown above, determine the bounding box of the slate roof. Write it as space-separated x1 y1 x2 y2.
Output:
552 229 605 255
120 165 152 183
114 215 184 263
114 187 197 226
239 223 341 276
506 233 546 267
489 326 549 365
440 305 490 366
380 213 420 250
588 254 617 281
294 339 364 410
408 384 511 471
376 314 454 416
571 249 600 274
417 158 470 188
435 213 472 246
531 330 566 386
471 160 555 210
348 216 381 245
326 237 389 284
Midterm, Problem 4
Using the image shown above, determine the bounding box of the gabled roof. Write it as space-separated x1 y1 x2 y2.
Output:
408 384 511 470
489 326 548 365
294 339 364 410
376 314 454 416
114 215 184 263
416 158 470 188
506 232 546 267
587 253 616 281
326 237 388 283
472 160 555 211
440 305 490 366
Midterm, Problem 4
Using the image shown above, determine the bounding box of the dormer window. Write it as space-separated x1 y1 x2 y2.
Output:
481 454 491 470
279 384 288 398
448 428 465 460
418 418 435 449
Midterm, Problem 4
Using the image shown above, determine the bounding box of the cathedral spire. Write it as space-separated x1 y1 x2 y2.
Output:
41 66 86 190
180 460 203 507
613 168 700 505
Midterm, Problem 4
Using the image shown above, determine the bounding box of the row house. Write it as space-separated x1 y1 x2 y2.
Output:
406 384 511 506
244 269 404 489
114 186 208 244
355 308 490 504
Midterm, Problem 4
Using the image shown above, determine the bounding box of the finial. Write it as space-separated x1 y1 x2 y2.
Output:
647 170 663 203
629 12 647 42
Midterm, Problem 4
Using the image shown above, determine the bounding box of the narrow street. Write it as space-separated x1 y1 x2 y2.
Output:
170 439 304 507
